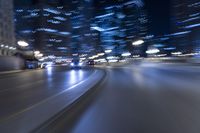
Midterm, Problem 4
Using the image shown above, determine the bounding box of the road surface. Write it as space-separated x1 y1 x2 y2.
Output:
0 67 95 123
41 63 200 133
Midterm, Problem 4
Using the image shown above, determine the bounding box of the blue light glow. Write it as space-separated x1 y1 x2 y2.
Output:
95 13 114 19
166 31 191 36
47 20 61 24
91 26 105 32
124 0 144 7
37 28 58 33
164 47 176 51
185 23 200 29
59 32 71 35
54 17 66 21
44 8 61 14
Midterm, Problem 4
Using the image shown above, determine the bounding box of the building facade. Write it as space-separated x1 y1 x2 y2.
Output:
92 0 148 56
15 0 148 58
0 0 16 56
171 0 200 55
15 0 71 56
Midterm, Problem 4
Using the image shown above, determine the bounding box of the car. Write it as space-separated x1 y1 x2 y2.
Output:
40 62 54 69
25 59 39 69
40 63 47 69
70 60 83 69
87 60 95 66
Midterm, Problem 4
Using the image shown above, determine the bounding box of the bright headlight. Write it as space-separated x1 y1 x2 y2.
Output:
70 63 74 66
78 62 83 66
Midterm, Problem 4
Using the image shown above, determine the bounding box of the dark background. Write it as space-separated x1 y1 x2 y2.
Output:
144 0 171 36
14 0 171 36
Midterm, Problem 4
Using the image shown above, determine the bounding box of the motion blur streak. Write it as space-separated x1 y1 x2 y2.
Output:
44 63 200 133
0 67 94 122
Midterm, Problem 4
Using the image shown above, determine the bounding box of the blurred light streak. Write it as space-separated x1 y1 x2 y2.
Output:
132 40 144 46
146 49 160 54
121 52 131 57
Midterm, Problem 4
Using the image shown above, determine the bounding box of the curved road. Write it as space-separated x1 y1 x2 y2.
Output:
41 63 200 133
0 67 95 122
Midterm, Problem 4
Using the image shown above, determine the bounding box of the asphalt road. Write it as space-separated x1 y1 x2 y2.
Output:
0 67 95 123
42 63 200 133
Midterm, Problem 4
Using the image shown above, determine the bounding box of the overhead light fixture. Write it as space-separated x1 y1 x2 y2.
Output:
92 55 99 58
133 55 140 58
72 53 78 56
88 57 93 59
155 54 167 57
98 58 107 63
146 48 160 54
106 56 119 60
108 59 118 63
132 40 144 46
80 57 86 60
105 49 112 53
36 53 43 57
34 51 40 55
119 60 126 62
80 54 87 57
17 41 29 47
171 52 182 55
97 53 105 56
121 52 131 57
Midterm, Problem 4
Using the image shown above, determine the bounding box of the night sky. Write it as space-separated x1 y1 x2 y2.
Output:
144 0 171 36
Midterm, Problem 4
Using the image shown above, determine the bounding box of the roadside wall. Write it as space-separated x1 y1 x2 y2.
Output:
0 56 25 71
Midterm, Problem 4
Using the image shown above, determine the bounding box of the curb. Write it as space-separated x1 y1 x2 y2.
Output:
34 69 106 133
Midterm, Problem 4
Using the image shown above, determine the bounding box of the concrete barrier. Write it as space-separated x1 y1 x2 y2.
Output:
0 56 25 72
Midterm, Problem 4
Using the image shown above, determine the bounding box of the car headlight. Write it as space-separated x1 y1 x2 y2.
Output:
78 62 83 66
70 63 74 66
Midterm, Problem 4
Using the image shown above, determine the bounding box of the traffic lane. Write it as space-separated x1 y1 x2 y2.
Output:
0 67 94 121
54 65 200 133
0 66 88 93
0 69 105 133
139 62 200 78
0 66 76 91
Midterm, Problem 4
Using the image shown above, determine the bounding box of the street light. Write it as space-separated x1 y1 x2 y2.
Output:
106 56 119 60
80 57 86 60
108 59 118 63
34 51 40 55
92 55 99 58
97 53 105 56
36 53 43 57
121 52 131 57
89 56 95 59
17 41 29 47
105 49 112 53
132 40 144 46
34 51 43 58
146 48 160 54
171 52 182 55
